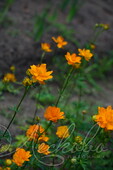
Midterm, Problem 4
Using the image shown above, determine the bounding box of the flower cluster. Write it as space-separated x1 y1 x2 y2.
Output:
26 124 49 142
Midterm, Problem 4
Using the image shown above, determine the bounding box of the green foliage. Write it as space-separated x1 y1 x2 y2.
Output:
0 0 14 25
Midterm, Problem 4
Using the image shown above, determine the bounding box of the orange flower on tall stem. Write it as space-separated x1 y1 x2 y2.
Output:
37 143 51 155
44 106 65 122
78 48 93 61
94 106 113 130
52 36 67 48
28 64 53 84
65 52 81 66
41 43 52 52
12 148 31 167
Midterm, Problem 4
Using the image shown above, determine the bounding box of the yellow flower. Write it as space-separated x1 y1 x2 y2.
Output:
94 106 113 130
41 43 52 52
37 143 50 155
78 48 93 61
65 52 81 66
10 65 15 72
3 73 16 83
12 148 31 167
44 106 65 123
26 124 49 142
75 136 83 143
28 64 53 84
22 77 33 86
56 126 69 138
52 36 68 48
100 24 110 30
5 159 12 166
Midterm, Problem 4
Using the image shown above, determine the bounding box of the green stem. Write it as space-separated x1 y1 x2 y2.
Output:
1 86 29 140
91 28 104 44
40 51 45 63
78 125 101 162
55 67 74 106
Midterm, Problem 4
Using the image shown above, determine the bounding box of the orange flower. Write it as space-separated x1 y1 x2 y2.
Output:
12 148 31 167
56 126 69 138
41 43 52 52
94 106 113 130
52 36 67 48
3 73 16 82
44 106 65 122
28 64 53 84
37 143 50 155
65 52 81 66
78 48 93 61
26 124 49 142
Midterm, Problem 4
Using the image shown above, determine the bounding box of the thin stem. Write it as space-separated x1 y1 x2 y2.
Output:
55 67 74 106
40 52 45 63
1 86 29 140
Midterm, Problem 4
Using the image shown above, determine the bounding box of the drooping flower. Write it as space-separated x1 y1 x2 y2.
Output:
44 106 65 123
56 126 69 138
41 43 52 52
78 48 93 61
26 124 49 142
94 106 113 130
3 73 16 83
28 64 53 84
65 52 81 66
37 143 51 155
12 148 31 167
52 36 67 48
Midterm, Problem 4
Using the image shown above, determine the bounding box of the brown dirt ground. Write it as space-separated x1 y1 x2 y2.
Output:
0 0 113 136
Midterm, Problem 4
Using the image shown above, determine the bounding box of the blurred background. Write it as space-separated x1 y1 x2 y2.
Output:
0 0 113 79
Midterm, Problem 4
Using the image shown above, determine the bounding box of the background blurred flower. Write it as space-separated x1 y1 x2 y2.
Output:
52 36 67 48
41 43 52 52
65 52 81 66
3 73 16 83
78 48 93 61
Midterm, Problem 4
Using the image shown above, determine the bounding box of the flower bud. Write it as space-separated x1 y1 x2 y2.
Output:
71 157 77 164
5 159 12 166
